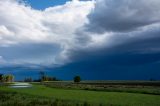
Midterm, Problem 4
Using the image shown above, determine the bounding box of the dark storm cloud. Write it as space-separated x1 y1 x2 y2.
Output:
67 0 160 66
68 39 160 66
51 59 160 80
69 24 160 66
53 30 160 80
52 0 160 80
86 0 160 33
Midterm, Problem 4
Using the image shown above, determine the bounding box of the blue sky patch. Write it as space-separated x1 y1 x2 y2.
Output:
24 0 71 10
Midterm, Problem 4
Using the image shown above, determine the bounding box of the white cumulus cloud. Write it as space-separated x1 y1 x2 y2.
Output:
0 0 94 65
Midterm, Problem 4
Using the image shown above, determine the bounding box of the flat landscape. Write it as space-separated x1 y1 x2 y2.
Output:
0 81 160 106
0 0 160 106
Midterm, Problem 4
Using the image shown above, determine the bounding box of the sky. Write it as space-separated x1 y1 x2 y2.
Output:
0 0 160 80
24 0 71 10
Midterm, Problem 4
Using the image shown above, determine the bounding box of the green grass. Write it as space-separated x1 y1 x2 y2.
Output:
0 91 81 106
0 84 160 106
42 81 160 95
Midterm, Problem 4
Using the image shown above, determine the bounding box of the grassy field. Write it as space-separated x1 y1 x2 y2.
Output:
42 81 160 95
0 83 160 106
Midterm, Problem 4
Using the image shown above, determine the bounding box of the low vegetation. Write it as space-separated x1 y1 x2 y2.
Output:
0 91 85 106
0 83 160 106
0 73 160 106
42 81 160 95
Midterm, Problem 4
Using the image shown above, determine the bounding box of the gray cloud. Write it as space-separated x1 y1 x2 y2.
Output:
67 36 160 66
86 0 160 33
0 43 61 65
69 11 160 65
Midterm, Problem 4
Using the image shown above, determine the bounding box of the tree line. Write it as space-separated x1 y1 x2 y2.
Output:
24 71 59 82
24 76 59 82
0 72 81 83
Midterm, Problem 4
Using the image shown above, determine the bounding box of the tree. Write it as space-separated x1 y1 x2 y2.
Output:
0 74 3 82
39 71 45 82
24 77 32 82
42 76 58 81
8 74 14 82
74 76 81 83
2 74 14 82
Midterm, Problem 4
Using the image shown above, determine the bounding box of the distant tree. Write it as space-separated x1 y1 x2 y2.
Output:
2 74 14 82
150 78 155 81
42 76 58 81
39 70 59 82
43 76 48 81
2 75 6 82
74 76 81 83
33 79 41 82
6 75 10 82
0 74 3 82
48 76 57 81
39 71 45 82
24 77 32 82
8 75 14 82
